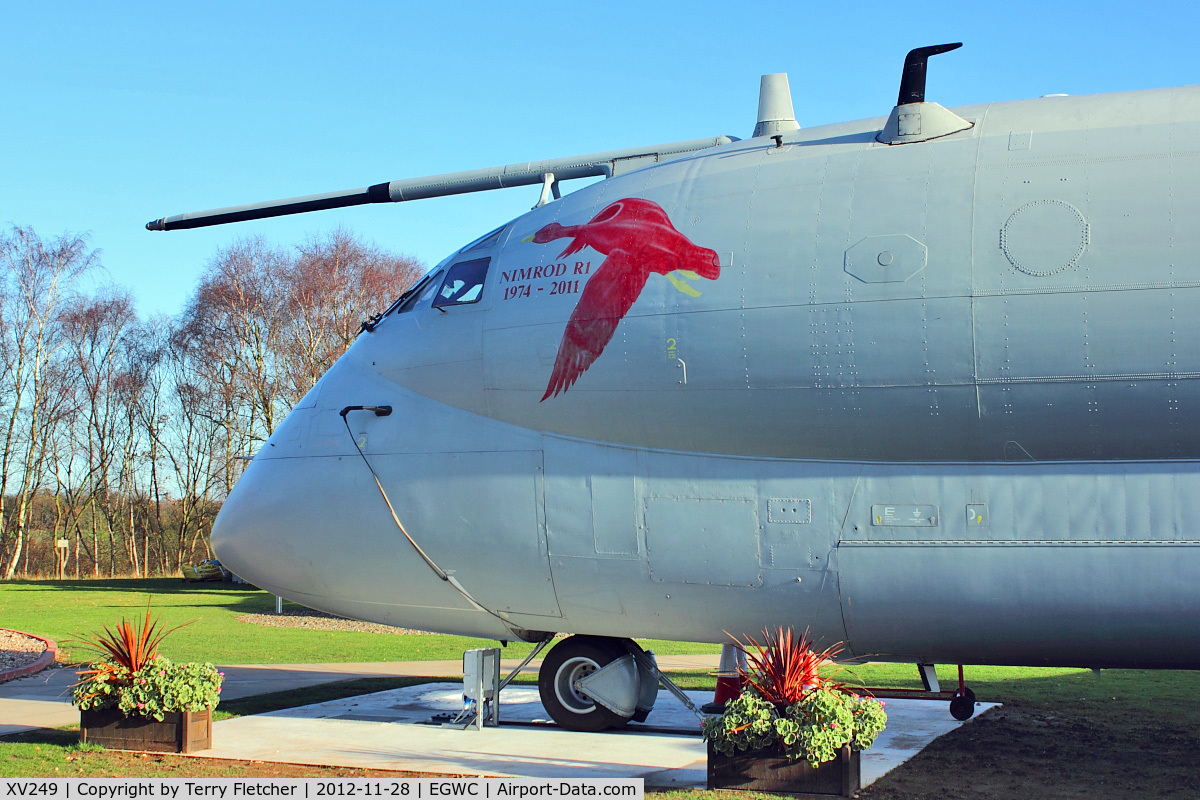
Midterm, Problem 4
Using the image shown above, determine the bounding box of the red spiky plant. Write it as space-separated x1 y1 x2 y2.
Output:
74 603 189 696
732 627 847 706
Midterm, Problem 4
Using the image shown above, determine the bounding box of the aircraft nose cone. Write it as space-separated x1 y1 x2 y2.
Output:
210 446 513 638
209 456 328 597
211 452 391 602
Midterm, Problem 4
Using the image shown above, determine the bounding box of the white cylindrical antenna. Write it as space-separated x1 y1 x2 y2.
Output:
753 73 801 138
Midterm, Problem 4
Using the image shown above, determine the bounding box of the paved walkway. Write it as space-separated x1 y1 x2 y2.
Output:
0 654 721 738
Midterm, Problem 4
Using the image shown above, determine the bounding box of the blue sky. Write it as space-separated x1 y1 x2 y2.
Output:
3 1 1196 317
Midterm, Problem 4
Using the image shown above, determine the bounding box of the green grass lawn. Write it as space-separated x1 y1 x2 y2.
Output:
0 578 718 664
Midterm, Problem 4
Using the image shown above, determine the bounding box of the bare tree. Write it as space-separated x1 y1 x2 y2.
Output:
176 230 422 498
0 225 423 578
177 238 291 452
0 227 97 579
156 328 228 571
282 228 423 405
128 318 172 575
60 289 139 576
117 320 169 577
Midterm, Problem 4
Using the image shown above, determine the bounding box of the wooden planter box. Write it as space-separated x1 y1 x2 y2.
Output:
707 742 860 797
80 707 212 753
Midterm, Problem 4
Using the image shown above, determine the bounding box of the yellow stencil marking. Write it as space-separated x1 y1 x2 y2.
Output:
666 271 702 297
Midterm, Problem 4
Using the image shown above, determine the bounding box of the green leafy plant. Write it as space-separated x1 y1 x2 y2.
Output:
72 657 223 721
71 603 223 720
702 628 887 768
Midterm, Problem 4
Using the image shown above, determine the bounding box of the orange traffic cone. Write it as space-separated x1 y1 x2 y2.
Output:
701 644 746 714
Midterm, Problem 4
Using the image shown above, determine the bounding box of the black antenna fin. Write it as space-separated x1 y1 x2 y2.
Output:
897 43 962 106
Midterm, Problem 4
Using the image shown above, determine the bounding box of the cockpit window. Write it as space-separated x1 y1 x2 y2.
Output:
433 258 489 308
395 269 444 314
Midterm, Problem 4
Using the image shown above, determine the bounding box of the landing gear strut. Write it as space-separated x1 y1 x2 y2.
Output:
948 664 976 720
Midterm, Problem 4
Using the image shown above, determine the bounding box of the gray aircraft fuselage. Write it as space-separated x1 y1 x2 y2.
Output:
210 84 1200 670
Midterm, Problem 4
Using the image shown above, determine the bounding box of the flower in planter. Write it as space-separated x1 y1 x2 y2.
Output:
71 603 223 722
702 627 887 768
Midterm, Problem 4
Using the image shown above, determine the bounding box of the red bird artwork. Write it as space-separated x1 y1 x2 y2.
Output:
530 198 721 401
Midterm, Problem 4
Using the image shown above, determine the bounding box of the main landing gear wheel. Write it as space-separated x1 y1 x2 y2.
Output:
538 636 631 732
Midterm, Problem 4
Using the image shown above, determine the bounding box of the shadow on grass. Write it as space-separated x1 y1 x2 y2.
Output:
5 577 249 593
1 728 78 746
4 577 268 609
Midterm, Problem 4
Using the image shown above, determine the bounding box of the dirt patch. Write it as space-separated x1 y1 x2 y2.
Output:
859 704 1200 800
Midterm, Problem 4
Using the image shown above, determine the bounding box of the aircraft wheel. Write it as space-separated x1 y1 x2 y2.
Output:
538 636 630 732
949 694 975 720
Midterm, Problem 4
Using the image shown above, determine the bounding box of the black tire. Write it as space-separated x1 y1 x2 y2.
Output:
962 687 977 703
949 694 975 720
538 636 631 732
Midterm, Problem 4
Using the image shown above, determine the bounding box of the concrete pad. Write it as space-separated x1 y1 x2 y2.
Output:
192 682 998 787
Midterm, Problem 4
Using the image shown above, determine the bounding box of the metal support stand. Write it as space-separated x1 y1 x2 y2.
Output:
453 648 501 730
449 637 553 730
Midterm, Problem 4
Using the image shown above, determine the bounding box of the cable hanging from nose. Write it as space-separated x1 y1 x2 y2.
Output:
340 405 513 628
